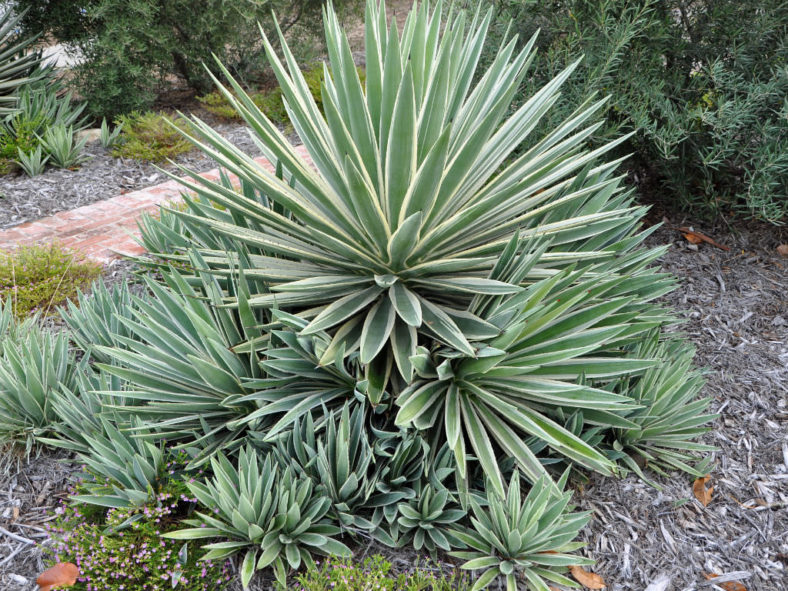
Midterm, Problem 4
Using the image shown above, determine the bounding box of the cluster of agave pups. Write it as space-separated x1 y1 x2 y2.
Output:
0 1 716 589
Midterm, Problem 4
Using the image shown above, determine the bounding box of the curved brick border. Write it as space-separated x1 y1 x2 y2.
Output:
0 145 311 264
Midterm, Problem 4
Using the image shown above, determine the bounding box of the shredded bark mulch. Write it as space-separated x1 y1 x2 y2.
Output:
0 120 265 231
1 221 786 590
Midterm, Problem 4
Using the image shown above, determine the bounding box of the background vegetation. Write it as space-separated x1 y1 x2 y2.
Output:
11 0 362 119
464 0 787 224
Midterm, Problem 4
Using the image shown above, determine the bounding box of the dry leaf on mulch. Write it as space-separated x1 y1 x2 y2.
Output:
692 475 713 507
703 572 748 591
678 227 730 250
777 244 788 257
570 565 607 589
37 562 79 591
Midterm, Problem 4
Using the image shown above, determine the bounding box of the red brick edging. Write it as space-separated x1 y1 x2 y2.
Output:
0 145 311 264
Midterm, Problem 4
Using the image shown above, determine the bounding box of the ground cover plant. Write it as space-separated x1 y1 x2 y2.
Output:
111 111 192 162
293 554 471 590
0 243 101 319
198 63 365 127
48 471 234 590
0 1 718 589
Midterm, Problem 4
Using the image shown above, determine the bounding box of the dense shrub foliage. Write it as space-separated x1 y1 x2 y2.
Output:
0 2 718 589
467 0 788 223
294 555 471 591
11 0 362 119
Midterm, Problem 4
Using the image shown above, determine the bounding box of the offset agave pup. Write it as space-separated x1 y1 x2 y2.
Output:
80 0 716 588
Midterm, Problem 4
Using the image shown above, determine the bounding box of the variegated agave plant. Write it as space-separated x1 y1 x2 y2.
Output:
0 8 44 115
112 0 713 494
58 0 718 588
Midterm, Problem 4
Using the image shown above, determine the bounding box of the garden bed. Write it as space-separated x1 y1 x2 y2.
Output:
0 117 266 231
0 222 785 591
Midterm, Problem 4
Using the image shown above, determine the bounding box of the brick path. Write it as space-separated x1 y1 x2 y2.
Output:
0 145 311 264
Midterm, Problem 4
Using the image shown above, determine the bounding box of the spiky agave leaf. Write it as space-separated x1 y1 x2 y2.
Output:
275 404 378 532
37 367 131 454
394 230 682 493
60 280 142 364
451 471 592 591
0 8 44 115
71 417 167 509
165 446 350 589
91 262 268 462
611 333 717 482
0 326 87 454
152 0 641 367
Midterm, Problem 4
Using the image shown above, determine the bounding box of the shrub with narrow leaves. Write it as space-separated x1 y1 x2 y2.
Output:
0 8 44 115
281 405 378 531
60 280 141 364
71 418 169 509
121 0 712 496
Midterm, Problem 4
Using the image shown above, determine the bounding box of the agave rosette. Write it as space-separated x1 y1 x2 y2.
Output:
123 0 700 490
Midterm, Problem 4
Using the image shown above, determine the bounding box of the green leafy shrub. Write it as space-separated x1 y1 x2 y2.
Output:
49 475 233 591
0 243 101 319
198 88 287 124
111 111 192 162
467 0 788 223
198 64 347 126
294 555 471 591
13 0 362 120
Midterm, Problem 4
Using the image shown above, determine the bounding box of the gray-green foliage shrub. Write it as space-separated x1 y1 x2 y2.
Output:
468 0 788 223
60 281 140 364
39 123 89 168
0 79 88 173
12 0 362 120
0 326 87 453
165 446 351 588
